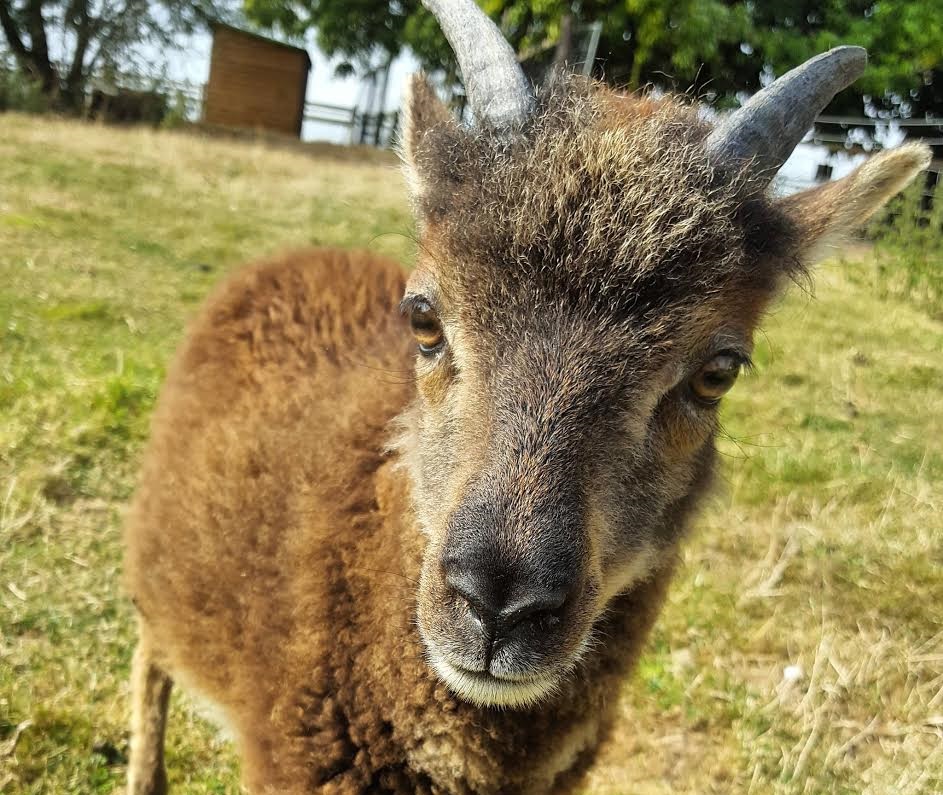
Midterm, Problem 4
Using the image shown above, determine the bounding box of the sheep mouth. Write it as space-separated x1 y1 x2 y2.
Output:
426 653 560 709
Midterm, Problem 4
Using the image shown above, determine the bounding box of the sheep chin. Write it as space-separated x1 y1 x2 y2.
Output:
425 652 560 710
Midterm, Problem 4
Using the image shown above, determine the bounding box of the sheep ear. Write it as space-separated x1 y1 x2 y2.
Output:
775 143 932 260
399 74 463 204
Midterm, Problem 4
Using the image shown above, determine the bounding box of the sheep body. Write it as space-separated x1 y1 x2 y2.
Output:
123 63 932 795
124 248 672 794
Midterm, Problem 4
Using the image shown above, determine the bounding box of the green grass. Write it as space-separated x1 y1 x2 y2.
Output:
865 178 943 320
1 113 940 795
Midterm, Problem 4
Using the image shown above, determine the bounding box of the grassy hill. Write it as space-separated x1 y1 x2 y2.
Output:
1 113 940 795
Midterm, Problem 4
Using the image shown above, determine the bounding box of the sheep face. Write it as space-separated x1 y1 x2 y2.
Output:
393 75 794 709
394 73 929 709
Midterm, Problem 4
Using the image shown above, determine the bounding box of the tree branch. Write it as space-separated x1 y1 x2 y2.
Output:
24 0 58 90
0 0 34 67
66 0 91 88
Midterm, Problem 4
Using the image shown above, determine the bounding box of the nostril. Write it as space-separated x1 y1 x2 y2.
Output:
445 571 499 626
442 549 576 644
497 587 569 637
466 601 481 625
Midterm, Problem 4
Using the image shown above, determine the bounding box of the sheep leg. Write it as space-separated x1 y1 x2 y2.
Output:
127 626 173 795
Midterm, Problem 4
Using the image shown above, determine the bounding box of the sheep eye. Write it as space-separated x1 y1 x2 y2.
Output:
409 301 444 356
689 352 744 404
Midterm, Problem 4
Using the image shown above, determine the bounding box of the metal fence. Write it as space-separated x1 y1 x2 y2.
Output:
304 101 399 146
3 60 941 166
812 114 942 200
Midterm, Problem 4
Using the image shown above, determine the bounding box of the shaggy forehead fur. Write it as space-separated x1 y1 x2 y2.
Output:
410 75 804 323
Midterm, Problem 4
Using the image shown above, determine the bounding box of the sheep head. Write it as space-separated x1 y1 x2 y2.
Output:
393 0 930 708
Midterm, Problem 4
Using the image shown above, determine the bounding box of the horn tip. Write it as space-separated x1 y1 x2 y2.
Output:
827 45 868 77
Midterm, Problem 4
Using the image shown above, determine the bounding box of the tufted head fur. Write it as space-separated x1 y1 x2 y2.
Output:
394 70 930 708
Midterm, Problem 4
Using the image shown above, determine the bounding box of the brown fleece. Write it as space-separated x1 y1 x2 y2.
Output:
124 248 671 794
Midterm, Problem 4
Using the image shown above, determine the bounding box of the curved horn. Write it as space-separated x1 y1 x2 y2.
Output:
706 46 867 181
422 0 533 128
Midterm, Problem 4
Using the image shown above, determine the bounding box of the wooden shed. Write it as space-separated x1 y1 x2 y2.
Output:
203 23 311 138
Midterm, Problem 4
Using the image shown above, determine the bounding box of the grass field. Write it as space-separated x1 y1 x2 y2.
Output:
0 112 940 795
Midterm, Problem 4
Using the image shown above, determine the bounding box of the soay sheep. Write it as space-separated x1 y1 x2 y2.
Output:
123 0 930 792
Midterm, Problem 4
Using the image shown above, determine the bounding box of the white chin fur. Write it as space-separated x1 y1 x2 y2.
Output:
427 653 559 709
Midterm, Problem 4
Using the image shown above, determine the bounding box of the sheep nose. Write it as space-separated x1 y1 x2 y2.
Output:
444 565 570 648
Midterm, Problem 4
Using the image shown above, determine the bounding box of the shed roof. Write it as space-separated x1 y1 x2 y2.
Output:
210 22 312 70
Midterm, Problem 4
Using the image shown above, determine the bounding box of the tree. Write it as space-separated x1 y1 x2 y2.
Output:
243 0 943 118
745 0 943 117
244 0 413 74
0 0 228 110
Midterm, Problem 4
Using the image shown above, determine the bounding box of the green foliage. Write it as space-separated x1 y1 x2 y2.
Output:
866 178 943 318
0 0 233 112
620 0 749 87
159 90 194 130
748 0 943 115
0 67 49 112
243 0 943 115
243 0 406 73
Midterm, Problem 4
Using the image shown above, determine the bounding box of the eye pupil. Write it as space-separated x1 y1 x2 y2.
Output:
408 300 444 356
704 372 729 388
690 353 743 404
